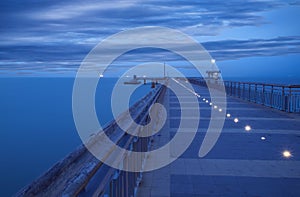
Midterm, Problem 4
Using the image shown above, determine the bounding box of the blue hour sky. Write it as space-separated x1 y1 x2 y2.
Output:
1 0 300 79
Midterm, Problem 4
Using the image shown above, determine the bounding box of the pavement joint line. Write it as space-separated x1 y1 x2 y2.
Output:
171 158 300 178
169 128 300 135
169 101 246 104
169 117 299 121
169 107 276 110
170 107 274 111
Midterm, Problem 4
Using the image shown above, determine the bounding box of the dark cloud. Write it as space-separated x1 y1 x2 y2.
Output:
204 36 300 60
0 0 298 75
0 0 283 37
1 36 300 74
289 1 300 6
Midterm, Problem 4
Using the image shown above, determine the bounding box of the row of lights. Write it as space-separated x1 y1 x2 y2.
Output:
177 78 293 159
202 96 292 158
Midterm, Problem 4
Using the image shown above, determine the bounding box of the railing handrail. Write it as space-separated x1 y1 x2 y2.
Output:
15 84 166 197
68 85 165 196
223 80 300 89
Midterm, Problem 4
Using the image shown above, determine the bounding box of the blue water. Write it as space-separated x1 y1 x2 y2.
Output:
0 77 151 197
1 77 299 196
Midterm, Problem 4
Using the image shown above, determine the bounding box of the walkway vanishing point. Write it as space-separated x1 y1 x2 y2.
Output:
16 78 300 197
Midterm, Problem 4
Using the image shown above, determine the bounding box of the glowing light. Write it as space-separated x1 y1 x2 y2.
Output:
205 100 209 103
211 59 216 64
261 136 266 140
197 95 200 98
203 98 206 101
209 102 212 106
214 105 218 109
99 74 104 78
143 75 146 78
226 113 231 118
282 150 292 158
245 125 251 131
219 108 222 112
234 118 239 123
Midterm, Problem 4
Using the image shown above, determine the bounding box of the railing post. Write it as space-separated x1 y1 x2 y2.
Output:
289 87 292 113
243 83 245 99
110 171 120 197
254 84 257 103
248 84 251 101
233 82 235 96
262 84 265 105
235 82 237 96
238 82 240 98
270 85 273 108
282 86 285 111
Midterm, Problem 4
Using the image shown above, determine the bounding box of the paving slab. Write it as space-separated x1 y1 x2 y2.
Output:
137 80 300 197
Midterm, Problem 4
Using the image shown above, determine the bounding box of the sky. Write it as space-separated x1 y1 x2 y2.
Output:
1 0 300 79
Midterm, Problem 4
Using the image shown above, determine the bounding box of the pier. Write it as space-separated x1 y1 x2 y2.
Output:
16 78 300 197
124 75 166 85
137 78 300 196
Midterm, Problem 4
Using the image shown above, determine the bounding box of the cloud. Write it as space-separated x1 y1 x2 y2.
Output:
30 1 138 20
289 1 300 6
1 35 300 76
204 36 300 60
1 0 284 39
0 0 298 76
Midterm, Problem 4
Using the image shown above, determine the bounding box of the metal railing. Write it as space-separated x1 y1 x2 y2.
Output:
91 86 166 197
224 81 300 113
16 84 167 197
189 78 300 113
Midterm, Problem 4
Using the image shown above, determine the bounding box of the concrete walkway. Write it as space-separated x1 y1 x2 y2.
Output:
137 80 300 197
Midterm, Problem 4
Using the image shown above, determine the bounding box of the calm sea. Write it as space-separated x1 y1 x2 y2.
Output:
0 77 152 197
1 76 299 196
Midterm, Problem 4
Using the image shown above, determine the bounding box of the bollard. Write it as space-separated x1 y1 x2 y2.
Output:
151 81 155 88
